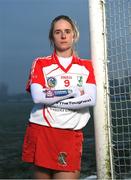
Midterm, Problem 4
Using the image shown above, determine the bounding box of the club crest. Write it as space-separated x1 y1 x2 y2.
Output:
58 152 67 166
77 76 83 87
47 77 57 88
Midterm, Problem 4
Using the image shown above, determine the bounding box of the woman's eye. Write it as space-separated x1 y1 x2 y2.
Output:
65 29 71 34
55 31 60 34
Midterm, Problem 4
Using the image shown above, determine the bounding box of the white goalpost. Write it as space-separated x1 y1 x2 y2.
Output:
88 0 112 179
89 0 131 179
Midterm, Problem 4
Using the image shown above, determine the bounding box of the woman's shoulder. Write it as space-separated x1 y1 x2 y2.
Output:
75 57 94 72
32 55 53 66
34 55 52 61
76 56 93 65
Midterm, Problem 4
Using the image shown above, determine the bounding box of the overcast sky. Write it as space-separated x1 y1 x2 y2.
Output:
0 0 90 94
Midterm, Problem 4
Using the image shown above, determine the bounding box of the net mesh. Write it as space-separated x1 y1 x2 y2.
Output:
105 0 131 179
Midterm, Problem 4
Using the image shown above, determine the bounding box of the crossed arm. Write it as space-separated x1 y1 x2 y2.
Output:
31 83 96 110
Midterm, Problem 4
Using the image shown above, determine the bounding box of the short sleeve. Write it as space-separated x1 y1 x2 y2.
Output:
85 60 96 84
26 59 45 92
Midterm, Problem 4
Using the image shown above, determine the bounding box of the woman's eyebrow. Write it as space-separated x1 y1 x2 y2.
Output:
54 28 71 32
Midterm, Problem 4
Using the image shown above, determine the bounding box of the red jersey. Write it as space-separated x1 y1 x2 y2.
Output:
26 52 96 130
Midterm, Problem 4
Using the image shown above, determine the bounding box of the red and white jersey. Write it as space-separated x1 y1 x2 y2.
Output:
26 52 96 130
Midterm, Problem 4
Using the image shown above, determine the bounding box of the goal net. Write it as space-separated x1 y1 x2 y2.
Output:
105 0 131 178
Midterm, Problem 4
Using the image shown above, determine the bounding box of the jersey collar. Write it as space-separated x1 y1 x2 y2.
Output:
52 51 78 73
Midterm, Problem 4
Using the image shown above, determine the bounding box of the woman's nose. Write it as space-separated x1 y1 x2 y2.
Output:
61 31 66 38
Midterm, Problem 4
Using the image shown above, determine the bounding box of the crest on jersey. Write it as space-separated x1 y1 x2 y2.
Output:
58 152 67 166
77 76 83 87
47 77 57 88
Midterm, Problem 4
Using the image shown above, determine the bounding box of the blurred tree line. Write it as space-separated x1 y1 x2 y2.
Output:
0 82 8 102
0 82 31 102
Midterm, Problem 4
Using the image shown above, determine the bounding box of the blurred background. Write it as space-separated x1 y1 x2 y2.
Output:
0 0 96 178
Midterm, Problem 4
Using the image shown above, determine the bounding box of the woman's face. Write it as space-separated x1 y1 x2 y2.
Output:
52 19 75 53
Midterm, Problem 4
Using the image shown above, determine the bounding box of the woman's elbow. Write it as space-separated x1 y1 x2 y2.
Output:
32 96 41 104
92 95 96 106
92 99 96 106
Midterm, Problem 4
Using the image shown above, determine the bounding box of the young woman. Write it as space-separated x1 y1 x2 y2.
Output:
22 15 96 179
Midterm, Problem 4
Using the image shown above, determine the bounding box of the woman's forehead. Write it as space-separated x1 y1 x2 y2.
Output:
53 19 73 30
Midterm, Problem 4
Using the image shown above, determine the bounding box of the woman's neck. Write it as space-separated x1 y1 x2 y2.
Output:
55 49 73 57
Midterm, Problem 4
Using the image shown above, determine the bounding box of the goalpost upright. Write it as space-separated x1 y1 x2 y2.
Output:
88 0 112 179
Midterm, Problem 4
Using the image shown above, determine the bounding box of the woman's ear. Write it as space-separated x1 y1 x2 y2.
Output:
73 31 79 43
72 33 76 42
